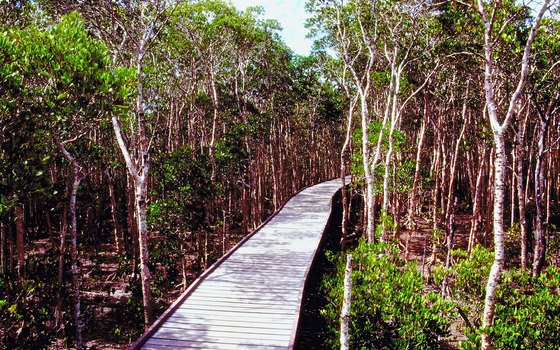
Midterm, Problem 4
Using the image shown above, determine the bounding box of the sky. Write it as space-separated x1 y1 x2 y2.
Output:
229 0 314 56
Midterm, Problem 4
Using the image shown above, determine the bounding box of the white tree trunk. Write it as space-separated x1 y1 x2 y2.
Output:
340 254 353 350
481 132 506 350
476 1 549 347
69 167 83 350
516 112 529 270
361 96 375 243
55 139 84 349
209 64 219 181
112 112 153 328
340 95 357 247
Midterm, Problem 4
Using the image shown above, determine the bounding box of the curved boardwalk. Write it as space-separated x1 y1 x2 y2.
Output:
131 178 343 350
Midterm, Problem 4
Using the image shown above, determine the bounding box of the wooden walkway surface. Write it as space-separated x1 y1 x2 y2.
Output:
131 178 343 350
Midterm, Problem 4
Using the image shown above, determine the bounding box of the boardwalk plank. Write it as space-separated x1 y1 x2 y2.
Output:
133 178 343 350
144 337 287 350
148 328 290 343
162 317 294 331
168 310 295 324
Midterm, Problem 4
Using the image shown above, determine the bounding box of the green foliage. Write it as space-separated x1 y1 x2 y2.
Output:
0 252 62 349
0 12 136 348
432 245 560 349
375 211 397 239
505 224 521 267
148 146 215 291
1 11 135 203
215 121 250 176
432 246 492 314
488 267 560 349
1 10 136 135
394 158 415 193
120 278 145 338
150 145 215 231
321 240 455 349
351 121 411 194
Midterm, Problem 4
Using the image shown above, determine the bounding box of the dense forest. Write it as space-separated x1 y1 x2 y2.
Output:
0 0 559 349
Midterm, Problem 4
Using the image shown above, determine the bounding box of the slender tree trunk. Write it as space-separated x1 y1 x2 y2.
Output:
0 222 5 275
532 86 558 276
340 95 357 248
430 144 442 263
126 174 138 275
445 87 468 224
112 113 153 329
359 94 375 243
181 242 188 290
15 203 24 280
545 151 551 233
242 181 248 235
532 118 551 276
408 99 427 229
56 204 68 330
335 3 376 243
477 3 548 346
517 112 528 270
111 41 154 327
510 155 516 226
441 208 455 297
135 176 153 327
270 141 279 212
54 138 84 349
445 206 456 269
106 170 124 255
209 66 219 182
69 166 83 350
381 64 401 240
0 222 4 275
340 254 352 350
468 147 486 256
466 150 476 206
481 132 507 350
46 211 54 247
392 159 401 237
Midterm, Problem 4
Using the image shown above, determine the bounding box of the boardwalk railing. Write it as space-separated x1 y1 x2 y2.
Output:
130 177 344 350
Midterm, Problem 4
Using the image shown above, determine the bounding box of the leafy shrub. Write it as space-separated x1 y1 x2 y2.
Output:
505 224 521 268
432 245 560 349
489 266 560 349
432 245 493 317
0 251 62 349
321 240 455 349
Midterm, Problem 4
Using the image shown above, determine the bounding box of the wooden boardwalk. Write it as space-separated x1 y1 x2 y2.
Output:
131 178 343 350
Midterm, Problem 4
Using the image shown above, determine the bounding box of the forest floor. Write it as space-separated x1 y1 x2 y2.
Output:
70 230 246 350
35 239 191 350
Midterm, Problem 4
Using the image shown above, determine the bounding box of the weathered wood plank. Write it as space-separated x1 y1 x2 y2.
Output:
156 321 291 335
167 304 296 315
143 336 288 350
186 294 300 306
162 317 294 331
168 309 295 324
147 328 290 343
132 178 343 350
